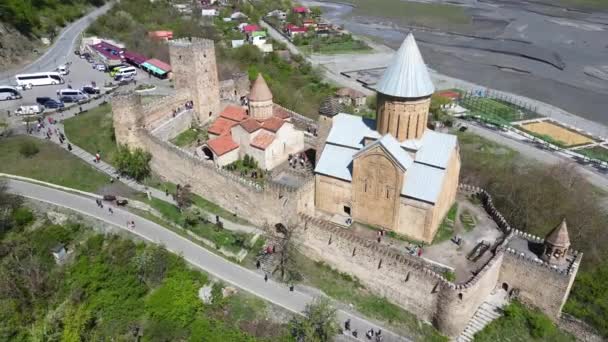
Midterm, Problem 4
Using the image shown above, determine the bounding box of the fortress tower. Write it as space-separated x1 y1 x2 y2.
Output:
247 73 274 120
375 33 434 141
316 96 344 163
111 91 144 149
542 218 571 265
169 38 220 124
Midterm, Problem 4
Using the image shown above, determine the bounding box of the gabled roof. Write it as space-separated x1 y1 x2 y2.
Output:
402 163 446 204
250 131 275 150
545 219 570 248
314 144 357 181
353 134 413 171
220 105 248 122
260 116 284 132
208 117 238 136
273 105 291 120
375 33 435 98
206 135 239 156
413 130 457 169
239 118 261 133
248 73 273 102
325 113 380 149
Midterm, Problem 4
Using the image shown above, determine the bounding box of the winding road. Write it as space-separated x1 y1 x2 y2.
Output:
6 178 410 342
0 2 113 84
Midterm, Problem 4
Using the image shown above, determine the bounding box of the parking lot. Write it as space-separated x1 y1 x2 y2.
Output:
0 49 170 116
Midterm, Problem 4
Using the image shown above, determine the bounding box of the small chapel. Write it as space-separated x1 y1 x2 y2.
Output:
201 74 304 170
314 33 461 243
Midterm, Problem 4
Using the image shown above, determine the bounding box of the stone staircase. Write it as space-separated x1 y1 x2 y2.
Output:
456 300 504 342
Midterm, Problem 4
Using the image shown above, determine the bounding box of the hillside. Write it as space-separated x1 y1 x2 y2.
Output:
0 0 105 70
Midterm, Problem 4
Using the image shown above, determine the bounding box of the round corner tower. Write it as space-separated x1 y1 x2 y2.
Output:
375 33 434 142
169 37 220 125
111 91 143 148
542 218 571 265
247 73 274 120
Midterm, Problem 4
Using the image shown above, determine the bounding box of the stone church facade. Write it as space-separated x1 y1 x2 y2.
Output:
314 34 460 243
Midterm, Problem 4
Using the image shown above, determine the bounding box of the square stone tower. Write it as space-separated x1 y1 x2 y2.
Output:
169 38 220 125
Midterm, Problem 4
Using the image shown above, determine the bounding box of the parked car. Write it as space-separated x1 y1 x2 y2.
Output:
56 65 69 75
93 64 107 72
15 105 44 115
81 85 100 95
80 52 91 59
42 99 64 109
36 97 53 105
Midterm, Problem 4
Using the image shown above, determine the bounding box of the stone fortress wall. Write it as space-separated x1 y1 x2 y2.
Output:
111 36 580 339
295 184 581 337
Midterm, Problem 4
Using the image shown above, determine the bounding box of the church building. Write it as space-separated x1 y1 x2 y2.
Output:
314 34 461 243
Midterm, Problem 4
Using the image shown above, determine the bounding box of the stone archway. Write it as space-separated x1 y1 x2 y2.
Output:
202 146 214 160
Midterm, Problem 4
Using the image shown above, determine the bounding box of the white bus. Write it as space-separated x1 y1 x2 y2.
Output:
0 86 22 101
15 72 64 87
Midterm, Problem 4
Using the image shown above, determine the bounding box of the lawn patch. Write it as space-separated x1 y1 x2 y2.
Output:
170 127 208 147
63 103 119 165
432 203 458 244
0 136 110 192
576 145 608 163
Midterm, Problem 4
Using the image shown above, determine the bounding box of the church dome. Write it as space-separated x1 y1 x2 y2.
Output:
248 73 273 102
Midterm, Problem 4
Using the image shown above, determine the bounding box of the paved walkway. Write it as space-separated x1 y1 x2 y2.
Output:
6 179 409 342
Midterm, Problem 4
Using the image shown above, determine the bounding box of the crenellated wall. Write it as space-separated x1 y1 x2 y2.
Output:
150 109 194 141
141 90 193 130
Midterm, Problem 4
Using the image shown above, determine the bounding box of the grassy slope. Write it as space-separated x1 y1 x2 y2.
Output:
0 135 109 192
63 103 119 164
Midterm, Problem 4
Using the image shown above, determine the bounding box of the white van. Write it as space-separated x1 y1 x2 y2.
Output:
15 105 44 116
114 66 137 78
56 89 89 103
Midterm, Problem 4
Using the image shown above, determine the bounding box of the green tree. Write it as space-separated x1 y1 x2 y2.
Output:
174 184 193 210
134 245 169 287
289 297 338 342
311 6 322 17
114 145 152 181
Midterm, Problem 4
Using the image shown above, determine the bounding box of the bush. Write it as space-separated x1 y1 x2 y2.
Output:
12 207 34 227
114 145 152 181
19 141 39 158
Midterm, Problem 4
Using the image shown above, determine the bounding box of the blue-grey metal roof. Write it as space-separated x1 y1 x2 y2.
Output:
375 33 435 98
354 134 413 171
413 130 457 169
326 113 380 149
314 144 357 181
402 163 446 204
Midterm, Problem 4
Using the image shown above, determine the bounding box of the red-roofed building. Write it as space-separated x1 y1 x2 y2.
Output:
220 105 248 122
251 131 275 150
242 24 260 33
436 90 461 101
303 19 316 27
293 6 309 14
208 117 239 137
260 116 284 132
148 30 174 41
123 51 148 67
89 41 123 66
203 135 240 163
199 74 304 170
239 118 261 133
287 26 307 37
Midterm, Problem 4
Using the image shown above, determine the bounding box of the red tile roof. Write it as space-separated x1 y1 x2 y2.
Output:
436 90 460 100
239 118 261 133
260 116 284 132
273 105 290 120
243 25 260 33
148 30 173 40
208 117 238 136
250 131 275 150
293 6 309 13
220 105 248 122
206 135 239 156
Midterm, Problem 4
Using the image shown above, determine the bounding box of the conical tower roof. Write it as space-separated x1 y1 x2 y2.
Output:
545 218 571 248
318 97 344 117
248 73 273 102
375 33 435 98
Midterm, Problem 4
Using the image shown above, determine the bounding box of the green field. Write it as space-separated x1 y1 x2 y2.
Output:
342 0 471 31
295 35 372 55
64 103 119 165
460 97 541 125
170 128 207 147
576 145 608 162
0 136 111 192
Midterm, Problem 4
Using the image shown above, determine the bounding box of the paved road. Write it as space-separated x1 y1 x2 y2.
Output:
0 2 113 84
6 178 408 341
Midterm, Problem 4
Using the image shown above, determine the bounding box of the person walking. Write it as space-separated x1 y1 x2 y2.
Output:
108 207 113 215
67 143 72 151
256 260 261 269
95 151 101 163
344 319 351 331
264 273 268 282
